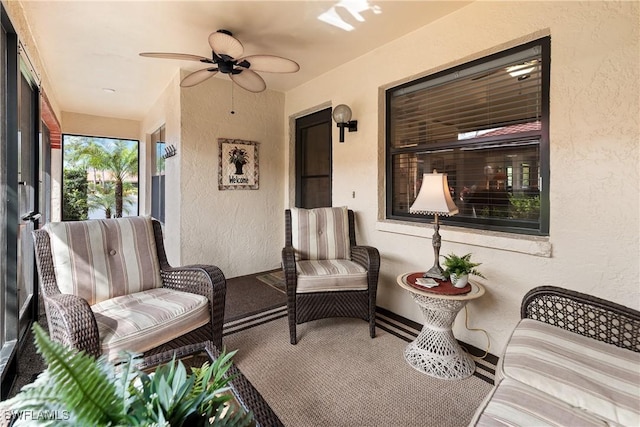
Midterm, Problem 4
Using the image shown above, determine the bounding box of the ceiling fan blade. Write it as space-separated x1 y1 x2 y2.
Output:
237 55 300 73
140 52 211 63
208 31 244 58
180 68 218 87
230 69 266 93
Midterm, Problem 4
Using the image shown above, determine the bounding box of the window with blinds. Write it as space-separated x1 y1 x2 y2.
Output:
386 37 550 235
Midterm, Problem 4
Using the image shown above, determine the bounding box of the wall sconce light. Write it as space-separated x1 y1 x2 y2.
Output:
332 104 358 143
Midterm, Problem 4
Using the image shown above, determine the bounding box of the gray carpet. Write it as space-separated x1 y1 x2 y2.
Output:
8 272 495 426
223 308 493 427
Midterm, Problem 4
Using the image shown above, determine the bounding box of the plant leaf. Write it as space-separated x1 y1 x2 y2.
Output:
5 324 124 425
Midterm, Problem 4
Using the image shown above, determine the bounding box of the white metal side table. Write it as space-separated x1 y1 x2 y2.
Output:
397 273 485 380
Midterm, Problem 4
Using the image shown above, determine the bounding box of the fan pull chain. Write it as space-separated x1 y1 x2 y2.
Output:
230 83 235 115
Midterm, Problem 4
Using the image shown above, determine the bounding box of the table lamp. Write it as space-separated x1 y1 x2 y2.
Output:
409 170 459 279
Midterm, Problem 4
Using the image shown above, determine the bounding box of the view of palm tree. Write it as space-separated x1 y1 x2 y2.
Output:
63 135 138 220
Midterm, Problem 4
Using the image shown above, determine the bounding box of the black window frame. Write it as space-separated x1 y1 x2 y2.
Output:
385 37 550 236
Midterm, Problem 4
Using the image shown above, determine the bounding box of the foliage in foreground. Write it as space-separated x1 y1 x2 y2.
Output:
1 324 253 427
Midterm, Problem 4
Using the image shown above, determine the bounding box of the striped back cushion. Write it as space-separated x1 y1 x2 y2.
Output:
291 207 351 260
45 217 163 305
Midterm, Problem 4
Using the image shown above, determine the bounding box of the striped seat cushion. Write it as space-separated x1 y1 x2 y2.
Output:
502 318 640 426
45 217 163 305
291 207 351 261
92 288 209 359
296 259 367 293
475 377 608 427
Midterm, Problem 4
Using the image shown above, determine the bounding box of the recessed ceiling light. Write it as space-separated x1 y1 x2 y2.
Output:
102 88 116 93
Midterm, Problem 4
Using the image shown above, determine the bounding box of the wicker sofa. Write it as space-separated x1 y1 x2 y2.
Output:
473 286 640 426
33 216 226 359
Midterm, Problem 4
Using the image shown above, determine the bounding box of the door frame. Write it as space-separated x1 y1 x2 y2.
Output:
294 107 333 208
18 60 40 333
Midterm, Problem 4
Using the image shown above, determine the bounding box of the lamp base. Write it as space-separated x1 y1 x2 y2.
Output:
423 264 446 280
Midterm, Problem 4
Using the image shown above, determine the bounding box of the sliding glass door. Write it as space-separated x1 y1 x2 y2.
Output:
1 6 41 398
17 65 39 336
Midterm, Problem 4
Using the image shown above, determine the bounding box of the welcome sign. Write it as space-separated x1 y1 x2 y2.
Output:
218 138 259 190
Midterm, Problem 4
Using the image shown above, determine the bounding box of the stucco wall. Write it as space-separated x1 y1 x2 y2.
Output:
179 75 285 277
62 112 140 140
2 0 61 120
284 1 640 354
139 73 182 263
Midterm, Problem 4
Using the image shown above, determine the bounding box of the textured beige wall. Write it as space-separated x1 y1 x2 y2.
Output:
285 1 640 354
62 112 140 140
178 75 285 277
2 0 61 120
139 73 182 263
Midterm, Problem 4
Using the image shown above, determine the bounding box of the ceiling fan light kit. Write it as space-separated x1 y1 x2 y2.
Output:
140 29 300 93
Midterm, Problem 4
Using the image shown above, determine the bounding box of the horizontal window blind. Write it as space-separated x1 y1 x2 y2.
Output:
386 38 549 235
390 51 542 148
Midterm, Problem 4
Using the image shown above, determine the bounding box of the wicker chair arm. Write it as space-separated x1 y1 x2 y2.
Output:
351 245 380 271
44 293 101 358
281 246 297 294
161 264 226 348
352 245 381 297
521 285 640 353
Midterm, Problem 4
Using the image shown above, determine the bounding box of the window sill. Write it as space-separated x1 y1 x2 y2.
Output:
376 219 552 258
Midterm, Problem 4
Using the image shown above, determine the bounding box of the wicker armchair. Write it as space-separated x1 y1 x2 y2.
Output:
33 217 226 359
282 207 380 344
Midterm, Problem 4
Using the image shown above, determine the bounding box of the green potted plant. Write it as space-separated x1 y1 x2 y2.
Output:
0 324 253 426
441 253 486 288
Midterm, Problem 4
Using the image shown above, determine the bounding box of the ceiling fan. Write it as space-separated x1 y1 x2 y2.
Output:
140 29 300 92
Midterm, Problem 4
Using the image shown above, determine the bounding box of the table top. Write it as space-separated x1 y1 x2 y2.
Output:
397 272 485 301
138 341 283 427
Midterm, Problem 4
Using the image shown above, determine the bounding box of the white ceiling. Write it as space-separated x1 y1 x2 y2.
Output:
18 1 471 120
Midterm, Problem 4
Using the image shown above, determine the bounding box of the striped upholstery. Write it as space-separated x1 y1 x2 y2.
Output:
475 378 608 427
296 259 368 293
45 217 163 305
291 207 350 261
502 319 640 426
92 288 209 359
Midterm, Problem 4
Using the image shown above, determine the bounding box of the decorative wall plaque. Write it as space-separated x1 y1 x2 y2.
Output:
218 138 259 190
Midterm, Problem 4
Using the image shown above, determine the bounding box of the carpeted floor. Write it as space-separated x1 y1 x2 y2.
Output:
7 269 496 426
256 270 286 294
223 308 493 427
225 269 286 321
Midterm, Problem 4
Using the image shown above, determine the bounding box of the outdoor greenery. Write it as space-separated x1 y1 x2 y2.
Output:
509 193 540 220
64 136 138 219
87 181 136 219
1 324 253 426
62 168 88 221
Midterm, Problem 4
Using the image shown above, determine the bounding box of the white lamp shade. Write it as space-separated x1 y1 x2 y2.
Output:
409 173 459 216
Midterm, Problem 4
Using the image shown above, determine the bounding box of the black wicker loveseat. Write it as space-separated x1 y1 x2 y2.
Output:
472 286 640 426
